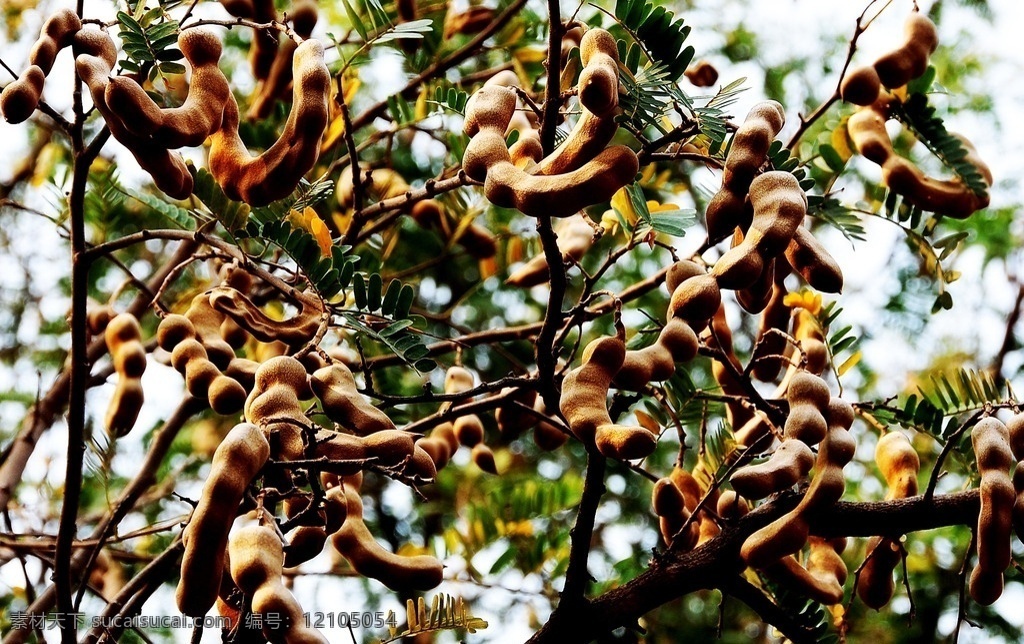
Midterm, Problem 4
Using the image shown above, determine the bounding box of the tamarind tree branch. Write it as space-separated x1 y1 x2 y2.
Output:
527 489 980 643
558 450 606 606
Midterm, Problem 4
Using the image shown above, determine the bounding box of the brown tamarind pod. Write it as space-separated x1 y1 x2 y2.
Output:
407 445 438 481
210 285 323 348
750 270 791 382
1005 413 1024 544
734 255 775 314
712 171 807 290
684 60 719 88
730 439 815 500
875 431 919 499
668 274 722 329
0 66 46 124
454 414 485 447
613 318 699 391
1 9 81 123
532 397 569 451
764 538 847 605
494 387 537 439
245 356 313 461
857 536 902 609
783 372 830 445
705 101 786 243
331 483 444 591
471 443 498 474
969 417 1015 605
784 227 844 293
594 423 658 460
247 0 319 121
210 39 330 206
248 0 279 81
665 259 705 293
310 363 396 436
104 29 230 147
103 313 147 436
75 28 194 198
840 66 882 106
177 422 270 617
874 13 938 89
652 477 697 548
716 490 749 520
507 215 595 288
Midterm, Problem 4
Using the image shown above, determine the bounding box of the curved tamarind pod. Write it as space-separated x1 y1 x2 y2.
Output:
104 29 229 147
712 171 807 290
783 372 830 445
848 97 991 218
1 9 81 123
532 397 569 450
652 478 697 548
75 29 194 199
462 85 638 218
969 417 1014 605
1006 413 1024 544
750 270 791 382
558 335 624 445
613 318 698 391
229 523 328 642
177 422 270 616
873 13 938 89
705 304 756 430
331 483 444 591
665 259 705 293
507 214 595 288
184 293 236 368
594 423 657 460
245 356 312 461
310 363 395 435
858 536 902 609
735 255 775 314
528 29 621 176
493 387 536 439
248 0 319 120
159 313 246 412
705 101 786 243
209 39 330 206
764 537 847 605
730 439 815 501
785 227 843 293
482 70 537 137
668 274 722 329
210 285 323 347
104 314 147 434
363 429 416 467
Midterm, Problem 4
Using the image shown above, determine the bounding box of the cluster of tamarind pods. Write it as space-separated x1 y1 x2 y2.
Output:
1 6 330 205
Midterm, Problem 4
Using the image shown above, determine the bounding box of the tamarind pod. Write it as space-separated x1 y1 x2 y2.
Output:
444 366 475 394
669 467 704 511
594 424 657 460
652 478 694 547
874 431 920 499
750 277 791 382
177 422 270 616
210 286 323 347
407 445 437 481
857 536 901 609
970 417 1014 603
157 314 196 351
225 357 259 392
170 338 206 373
443 6 495 38
252 355 309 397
454 414 485 447
613 342 674 391
219 0 254 18
532 397 569 450
973 417 1014 472
209 39 330 206
684 60 719 87
104 30 229 147
471 443 498 474
105 379 144 437
847 99 893 164
840 66 882 106
0 66 46 124
735 257 775 314
741 512 808 568
208 375 248 414
559 335 625 444
284 526 329 568
416 436 451 471
33 9 82 70
362 430 415 466
323 485 348 534
969 567 1004 606
332 486 444 591
252 585 328 643
764 544 845 605
783 372 830 445
484 145 639 218
665 260 705 293
577 28 619 116
873 13 938 89
659 318 700 363
704 189 752 246
397 0 416 21
716 490 749 519
529 109 619 175
507 214 595 287
784 226 844 293
248 1 318 121
882 156 991 219
495 387 538 438
435 421 460 452
713 172 807 291
310 364 396 435
730 439 815 500
229 523 281 593
248 0 279 81
182 294 236 368
315 433 369 474
483 70 536 134
668 274 722 328
106 314 147 377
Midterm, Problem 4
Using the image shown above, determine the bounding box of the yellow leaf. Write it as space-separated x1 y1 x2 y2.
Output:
414 85 428 121
322 115 347 151
830 121 854 161
634 408 661 434
305 207 333 257
332 209 354 234
478 256 498 280
837 350 862 376
513 46 546 64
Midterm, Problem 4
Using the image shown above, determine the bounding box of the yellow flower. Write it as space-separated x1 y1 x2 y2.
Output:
782 289 822 315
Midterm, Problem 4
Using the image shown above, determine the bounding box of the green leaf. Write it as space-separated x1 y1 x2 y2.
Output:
649 209 696 236
381 278 401 315
339 0 367 41
395 284 415 318
353 273 367 310
378 319 414 338
367 272 383 312
123 190 196 230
